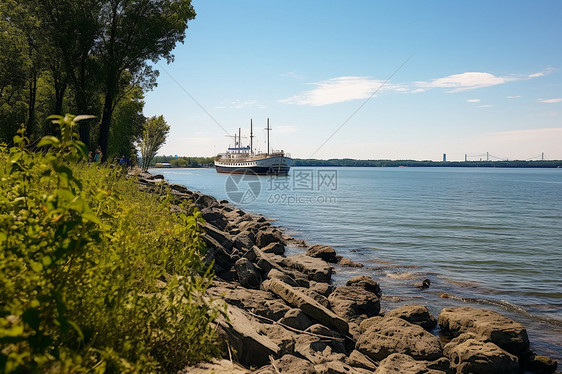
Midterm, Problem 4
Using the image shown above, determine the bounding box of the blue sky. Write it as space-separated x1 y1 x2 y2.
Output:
144 1 562 161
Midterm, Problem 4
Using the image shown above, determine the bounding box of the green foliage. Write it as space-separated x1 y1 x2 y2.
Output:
0 116 223 372
152 155 215 168
139 116 170 171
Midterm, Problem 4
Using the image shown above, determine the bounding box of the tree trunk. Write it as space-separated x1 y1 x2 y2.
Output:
26 70 37 137
99 91 114 163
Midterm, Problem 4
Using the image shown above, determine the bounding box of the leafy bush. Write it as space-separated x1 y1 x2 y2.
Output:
0 115 224 373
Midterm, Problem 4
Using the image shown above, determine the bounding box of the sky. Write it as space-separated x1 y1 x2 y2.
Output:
143 1 562 161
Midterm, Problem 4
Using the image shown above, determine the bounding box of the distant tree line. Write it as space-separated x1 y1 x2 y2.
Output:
0 0 195 162
152 155 215 168
293 159 562 168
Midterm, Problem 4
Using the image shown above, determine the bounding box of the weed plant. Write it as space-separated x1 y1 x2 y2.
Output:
0 115 223 373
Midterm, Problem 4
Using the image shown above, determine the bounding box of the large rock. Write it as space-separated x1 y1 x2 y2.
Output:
293 333 346 365
356 317 442 361
306 244 338 263
444 337 518 374
346 276 382 298
438 306 529 355
279 308 313 331
255 354 315 374
233 231 254 251
262 241 285 256
257 323 297 356
208 281 291 321
283 254 334 283
234 257 262 289
385 305 437 330
178 359 250 374
216 305 280 366
200 208 229 230
348 350 378 371
315 361 371 374
256 230 284 247
262 278 349 335
374 353 449 374
202 222 234 249
328 286 380 322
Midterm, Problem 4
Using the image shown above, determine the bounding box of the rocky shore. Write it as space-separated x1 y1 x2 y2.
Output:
135 171 559 374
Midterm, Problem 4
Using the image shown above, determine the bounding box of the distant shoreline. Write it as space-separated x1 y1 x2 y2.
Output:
292 159 562 168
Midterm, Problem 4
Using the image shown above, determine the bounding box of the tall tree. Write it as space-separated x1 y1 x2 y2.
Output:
97 0 195 161
139 115 170 171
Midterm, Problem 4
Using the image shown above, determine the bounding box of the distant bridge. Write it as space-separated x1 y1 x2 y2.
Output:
464 152 547 162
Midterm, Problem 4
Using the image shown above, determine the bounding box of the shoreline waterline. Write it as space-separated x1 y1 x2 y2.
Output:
150 166 562 363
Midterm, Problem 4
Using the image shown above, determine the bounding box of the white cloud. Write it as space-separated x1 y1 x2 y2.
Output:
279 76 404 106
538 98 562 103
467 99 480 103
215 99 265 109
416 72 516 92
416 68 551 93
479 104 493 108
507 95 521 99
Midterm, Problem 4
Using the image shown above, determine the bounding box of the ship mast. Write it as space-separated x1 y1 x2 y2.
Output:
250 119 254 156
238 128 241 153
265 118 272 155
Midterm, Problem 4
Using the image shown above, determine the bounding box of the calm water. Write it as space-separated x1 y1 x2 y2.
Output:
151 167 562 361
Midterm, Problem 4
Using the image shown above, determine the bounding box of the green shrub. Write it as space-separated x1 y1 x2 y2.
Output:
0 115 224 373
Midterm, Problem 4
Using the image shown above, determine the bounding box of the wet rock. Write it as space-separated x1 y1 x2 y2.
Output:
438 306 530 355
414 278 431 289
255 354 315 374
385 305 437 330
261 241 285 256
346 275 382 298
279 308 313 331
374 353 448 374
216 305 280 366
337 256 365 268
256 230 284 247
283 254 334 283
444 337 518 374
234 258 262 289
262 278 349 335
328 285 380 322
525 354 558 374
306 244 338 263
356 317 442 361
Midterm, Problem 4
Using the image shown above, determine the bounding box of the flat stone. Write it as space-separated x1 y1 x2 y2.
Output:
438 306 530 355
328 286 380 322
279 308 313 331
444 338 519 374
346 275 382 298
262 241 285 256
356 317 442 361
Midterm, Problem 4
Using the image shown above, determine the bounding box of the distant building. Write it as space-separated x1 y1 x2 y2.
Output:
443 153 446 162
155 162 172 168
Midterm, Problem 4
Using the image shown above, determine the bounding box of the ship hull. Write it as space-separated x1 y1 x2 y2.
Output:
215 165 290 175
215 155 291 175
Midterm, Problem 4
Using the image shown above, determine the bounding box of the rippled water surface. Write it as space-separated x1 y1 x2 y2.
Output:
152 167 562 361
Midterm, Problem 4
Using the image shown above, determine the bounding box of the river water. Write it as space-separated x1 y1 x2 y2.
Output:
151 166 562 361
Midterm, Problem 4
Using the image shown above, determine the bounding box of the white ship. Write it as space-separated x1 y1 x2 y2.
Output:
215 119 292 175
